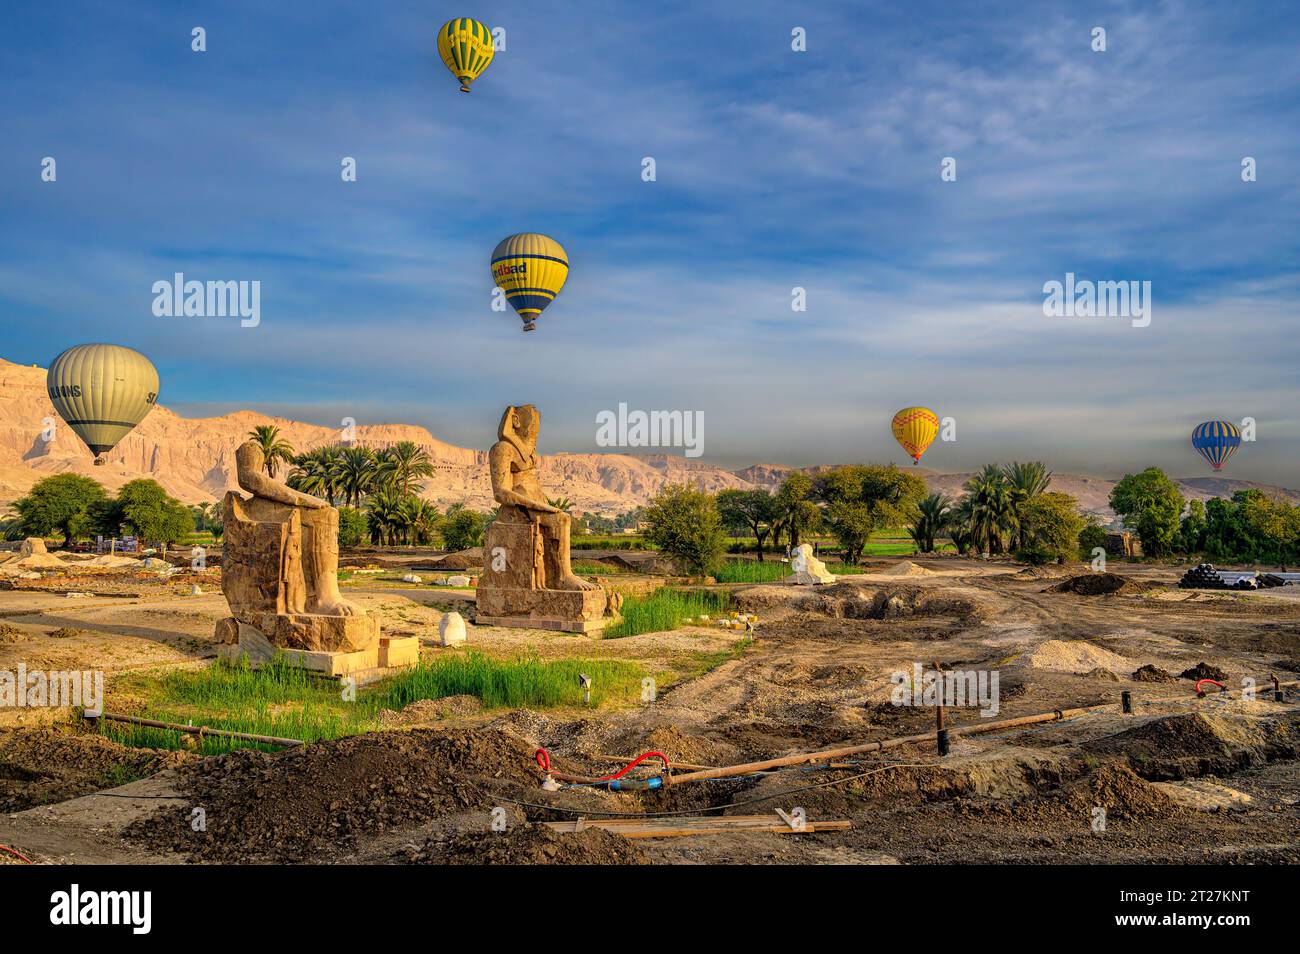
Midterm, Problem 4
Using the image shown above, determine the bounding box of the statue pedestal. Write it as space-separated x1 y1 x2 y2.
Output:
475 519 610 633
476 587 609 633
215 617 418 682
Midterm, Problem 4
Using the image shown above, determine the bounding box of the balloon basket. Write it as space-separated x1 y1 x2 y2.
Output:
93 457 106 467
522 322 536 333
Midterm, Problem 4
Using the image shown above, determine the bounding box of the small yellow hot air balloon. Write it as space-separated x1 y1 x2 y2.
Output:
491 233 569 332
891 407 939 465
437 17 495 93
46 344 159 465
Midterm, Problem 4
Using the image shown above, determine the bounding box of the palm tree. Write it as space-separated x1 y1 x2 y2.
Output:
1003 461 1052 549
964 465 1015 557
376 441 436 497
247 425 295 478
338 447 378 507
366 490 407 546
288 446 344 505
546 496 574 514
403 498 442 546
909 493 951 553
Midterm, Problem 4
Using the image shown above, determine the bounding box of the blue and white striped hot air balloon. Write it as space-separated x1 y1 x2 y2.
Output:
1191 420 1241 471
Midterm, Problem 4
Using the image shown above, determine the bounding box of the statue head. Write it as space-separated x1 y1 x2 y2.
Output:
498 404 540 449
235 439 266 477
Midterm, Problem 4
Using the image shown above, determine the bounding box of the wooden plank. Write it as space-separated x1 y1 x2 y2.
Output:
541 814 852 839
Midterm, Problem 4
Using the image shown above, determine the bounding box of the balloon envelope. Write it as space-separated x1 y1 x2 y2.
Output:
437 17 494 92
46 344 159 463
1191 420 1241 471
891 407 939 464
491 233 569 332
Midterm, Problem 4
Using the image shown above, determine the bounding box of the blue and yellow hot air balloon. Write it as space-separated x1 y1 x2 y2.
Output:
1191 420 1241 471
437 18 495 93
891 407 940 465
491 233 569 332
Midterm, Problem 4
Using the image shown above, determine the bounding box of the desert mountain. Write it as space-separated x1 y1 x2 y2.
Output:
2 357 1294 519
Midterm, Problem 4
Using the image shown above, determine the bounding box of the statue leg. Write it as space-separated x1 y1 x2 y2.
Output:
300 507 361 616
540 512 599 591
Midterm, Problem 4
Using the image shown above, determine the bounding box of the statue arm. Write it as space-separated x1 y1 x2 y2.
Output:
239 469 327 509
489 445 557 512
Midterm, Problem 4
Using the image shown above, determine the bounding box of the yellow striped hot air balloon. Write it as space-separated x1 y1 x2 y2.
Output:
437 17 495 93
891 407 940 465
491 233 569 332
46 344 159 465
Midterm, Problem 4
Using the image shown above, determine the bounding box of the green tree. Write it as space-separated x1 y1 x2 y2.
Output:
908 493 951 553
964 464 1016 556
13 474 107 545
1109 468 1184 557
1003 461 1052 549
774 472 820 551
441 504 487 552
338 446 378 507
1078 515 1107 557
376 441 435 497
96 479 194 549
1016 492 1086 561
247 425 295 478
642 483 727 575
716 488 781 560
815 465 926 564
1179 499 1207 554
338 506 367 547
289 445 345 505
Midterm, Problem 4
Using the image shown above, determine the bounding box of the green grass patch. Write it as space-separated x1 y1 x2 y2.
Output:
572 560 631 575
102 652 649 755
604 587 733 638
712 559 788 583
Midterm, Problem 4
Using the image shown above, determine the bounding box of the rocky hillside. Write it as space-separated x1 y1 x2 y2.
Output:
2 356 1293 518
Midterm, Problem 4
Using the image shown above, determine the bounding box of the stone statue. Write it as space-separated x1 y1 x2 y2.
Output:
216 439 378 657
476 405 609 632
785 542 834 585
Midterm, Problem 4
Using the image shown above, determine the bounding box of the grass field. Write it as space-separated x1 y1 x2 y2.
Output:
713 559 788 583
104 652 649 755
604 587 733 638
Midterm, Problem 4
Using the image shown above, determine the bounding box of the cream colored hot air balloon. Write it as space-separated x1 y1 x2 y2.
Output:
46 344 159 465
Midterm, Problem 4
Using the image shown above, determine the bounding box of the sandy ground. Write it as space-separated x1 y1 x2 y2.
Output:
1 555 1297 864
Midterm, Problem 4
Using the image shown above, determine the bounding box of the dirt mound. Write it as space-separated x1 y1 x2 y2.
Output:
397 824 647 865
1084 711 1297 780
431 548 483 570
378 695 483 728
877 561 934 577
1050 573 1134 596
1017 639 1128 674
1179 661 1227 681
604 725 741 768
1060 763 1184 819
0 728 191 812
126 728 547 863
47 627 83 639
735 582 988 622
1132 664 1176 683
0 622 27 643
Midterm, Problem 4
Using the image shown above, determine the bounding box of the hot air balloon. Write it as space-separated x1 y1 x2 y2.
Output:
46 344 159 465
491 233 569 332
1191 420 1241 471
437 17 495 92
891 407 939 465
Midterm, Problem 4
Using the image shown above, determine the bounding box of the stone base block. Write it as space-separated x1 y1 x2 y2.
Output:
475 586 608 632
378 635 420 669
227 612 379 653
216 620 415 681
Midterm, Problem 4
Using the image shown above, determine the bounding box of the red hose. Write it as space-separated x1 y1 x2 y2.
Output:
0 844 32 864
1196 678 1227 695
535 747 669 783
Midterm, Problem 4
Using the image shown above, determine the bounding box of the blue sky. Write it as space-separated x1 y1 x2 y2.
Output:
2 0 1297 481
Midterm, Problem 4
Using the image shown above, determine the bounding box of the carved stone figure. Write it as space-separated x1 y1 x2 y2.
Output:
785 542 835 585
476 405 609 631
217 440 378 654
